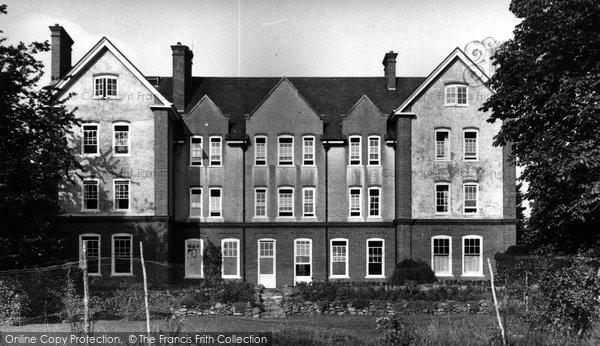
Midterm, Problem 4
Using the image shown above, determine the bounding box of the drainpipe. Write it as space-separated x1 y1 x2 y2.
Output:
324 144 329 281
242 142 247 282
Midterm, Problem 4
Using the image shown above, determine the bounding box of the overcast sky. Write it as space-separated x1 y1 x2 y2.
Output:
2 0 518 84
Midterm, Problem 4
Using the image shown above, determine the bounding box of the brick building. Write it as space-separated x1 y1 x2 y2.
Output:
51 25 516 287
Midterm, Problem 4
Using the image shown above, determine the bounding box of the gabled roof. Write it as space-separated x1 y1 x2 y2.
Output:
394 48 491 113
53 37 171 106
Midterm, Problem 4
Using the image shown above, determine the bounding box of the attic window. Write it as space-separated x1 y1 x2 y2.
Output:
445 84 468 106
94 75 118 98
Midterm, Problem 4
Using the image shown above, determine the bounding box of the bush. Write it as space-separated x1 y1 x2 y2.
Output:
105 284 146 321
351 298 369 310
0 277 27 326
178 290 209 309
532 258 600 338
390 259 437 285
210 282 254 304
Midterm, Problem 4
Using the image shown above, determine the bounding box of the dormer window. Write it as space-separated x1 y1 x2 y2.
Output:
94 75 118 98
445 84 468 106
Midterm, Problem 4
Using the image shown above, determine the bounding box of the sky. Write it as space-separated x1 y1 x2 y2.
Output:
2 0 519 85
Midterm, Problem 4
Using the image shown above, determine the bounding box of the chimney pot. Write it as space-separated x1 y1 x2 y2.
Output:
49 25 74 81
382 51 398 91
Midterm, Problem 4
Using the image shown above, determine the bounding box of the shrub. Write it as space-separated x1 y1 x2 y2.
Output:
210 282 254 304
376 315 417 345
351 298 369 310
0 277 27 326
532 258 600 338
390 259 437 285
178 291 209 309
203 238 222 287
105 284 146 321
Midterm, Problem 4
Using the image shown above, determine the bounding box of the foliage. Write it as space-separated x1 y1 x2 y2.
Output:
532 258 600 338
515 182 527 242
177 290 209 309
0 277 27 326
0 4 80 268
210 282 254 304
376 315 417 345
203 238 222 286
482 0 600 253
389 259 437 285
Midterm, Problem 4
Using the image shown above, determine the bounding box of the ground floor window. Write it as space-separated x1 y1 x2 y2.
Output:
330 239 349 278
222 238 240 278
80 234 100 275
294 239 312 282
463 236 483 276
112 234 132 275
185 239 203 278
432 236 452 276
366 239 384 277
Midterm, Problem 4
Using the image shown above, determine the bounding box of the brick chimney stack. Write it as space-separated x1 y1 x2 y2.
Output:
171 43 193 112
382 51 398 91
49 24 73 81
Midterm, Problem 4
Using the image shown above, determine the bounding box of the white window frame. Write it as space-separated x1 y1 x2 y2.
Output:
462 235 483 276
221 238 241 279
294 238 312 283
367 136 381 166
190 135 203 166
367 187 381 218
93 75 118 99
435 183 450 215
431 235 452 277
209 187 222 218
254 136 267 166
366 238 385 278
444 84 468 106
434 129 450 161
111 233 132 276
113 179 130 211
185 238 204 279
330 238 349 279
254 188 268 218
82 179 100 212
463 129 479 161
463 183 479 214
209 136 222 166
79 234 101 276
349 135 362 166
277 135 294 166
278 187 294 217
302 187 316 218
349 187 362 218
112 122 130 156
189 187 203 218
82 123 99 156
302 136 315 166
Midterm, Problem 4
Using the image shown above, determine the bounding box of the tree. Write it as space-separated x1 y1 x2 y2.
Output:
0 4 80 268
515 181 527 243
482 0 600 253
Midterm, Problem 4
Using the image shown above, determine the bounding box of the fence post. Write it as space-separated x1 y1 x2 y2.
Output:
82 243 90 335
525 271 529 312
488 257 507 345
140 241 151 337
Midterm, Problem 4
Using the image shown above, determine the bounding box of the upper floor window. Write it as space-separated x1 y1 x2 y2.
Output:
349 188 362 217
349 136 361 165
463 236 483 276
302 187 315 217
303 136 315 166
368 187 381 217
209 188 222 217
463 130 478 161
82 179 99 211
255 188 267 217
82 124 98 155
445 84 468 106
435 130 450 161
463 183 478 214
255 136 267 166
189 188 202 218
190 136 203 166
278 136 294 166
368 136 380 166
113 179 130 211
432 236 452 276
209 136 222 166
113 123 129 155
94 75 118 98
435 183 450 214
278 187 294 217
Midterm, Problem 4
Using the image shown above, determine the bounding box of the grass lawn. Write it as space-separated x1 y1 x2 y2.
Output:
3 314 600 345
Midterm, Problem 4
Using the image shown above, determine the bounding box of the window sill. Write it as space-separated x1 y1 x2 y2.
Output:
366 216 383 221
301 216 317 221
444 103 469 107
92 96 120 100
208 165 223 168
113 209 130 212
82 153 100 157
329 275 350 279
365 275 386 279
81 209 100 213
462 212 479 215
254 164 268 168
435 274 454 278
463 159 479 162
461 273 484 277
276 216 296 221
222 276 241 280
347 217 363 222
434 158 451 162
276 164 295 168
434 213 451 216
184 276 204 279
253 216 269 221
301 164 316 168
207 217 224 222
111 273 133 277
113 153 130 157
88 273 102 277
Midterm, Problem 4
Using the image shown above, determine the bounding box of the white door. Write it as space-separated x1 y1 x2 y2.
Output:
185 239 203 279
258 239 276 288
294 239 312 284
